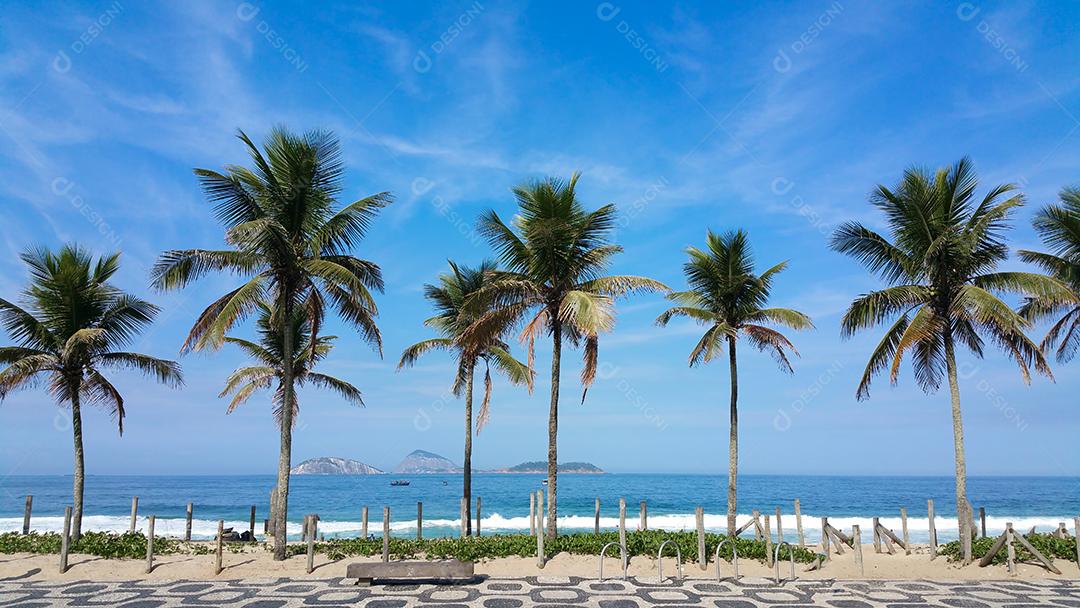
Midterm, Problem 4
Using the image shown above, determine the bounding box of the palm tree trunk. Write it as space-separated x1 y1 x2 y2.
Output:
463 361 475 536
70 390 85 541
546 319 561 539
726 336 739 537
272 296 296 561
942 326 972 564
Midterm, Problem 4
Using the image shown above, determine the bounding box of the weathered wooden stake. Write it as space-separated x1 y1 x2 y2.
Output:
900 507 911 555
22 496 32 534
927 499 938 558
185 502 193 541
618 497 627 556
475 496 482 536
979 507 987 539
751 509 762 540
536 490 545 568
821 517 830 561
695 506 706 571
145 515 156 574
793 499 805 547
306 515 315 574
1006 522 1016 574
382 507 390 563
764 514 774 567
872 517 882 553
416 502 423 540
59 506 72 574
529 493 536 536
247 505 255 538
129 496 139 532
640 500 647 531
362 506 369 538
594 497 600 534
1074 517 1080 569
214 520 224 575
852 524 864 575
775 507 784 542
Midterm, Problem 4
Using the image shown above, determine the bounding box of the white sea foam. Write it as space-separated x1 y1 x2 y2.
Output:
2 511 1070 542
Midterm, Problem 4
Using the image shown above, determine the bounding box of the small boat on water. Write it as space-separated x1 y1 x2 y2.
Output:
390 480 410 486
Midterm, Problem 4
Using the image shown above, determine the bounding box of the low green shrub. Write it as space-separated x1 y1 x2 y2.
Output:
940 532 1077 564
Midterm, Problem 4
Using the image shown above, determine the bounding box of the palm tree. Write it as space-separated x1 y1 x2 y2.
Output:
1018 186 1080 362
152 127 389 560
0 245 182 539
464 173 667 538
221 302 363 429
655 230 811 536
398 260 532 534
830 157 1067 563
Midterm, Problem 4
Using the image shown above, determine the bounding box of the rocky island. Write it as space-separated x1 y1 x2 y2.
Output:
290 457 384 475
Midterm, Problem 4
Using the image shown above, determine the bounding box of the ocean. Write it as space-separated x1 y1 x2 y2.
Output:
1 474 1076 543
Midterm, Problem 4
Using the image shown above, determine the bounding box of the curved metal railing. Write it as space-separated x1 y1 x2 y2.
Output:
773 541 796 584
714 538 739 582
656 539 683 583
598 541 627 581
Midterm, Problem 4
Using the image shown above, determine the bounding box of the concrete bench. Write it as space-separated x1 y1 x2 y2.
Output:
346 559 475 586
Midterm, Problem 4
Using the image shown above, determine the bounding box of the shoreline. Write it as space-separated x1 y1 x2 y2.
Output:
1 543 1076 582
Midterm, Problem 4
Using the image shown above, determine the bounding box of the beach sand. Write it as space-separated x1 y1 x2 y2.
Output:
1 543 1075 582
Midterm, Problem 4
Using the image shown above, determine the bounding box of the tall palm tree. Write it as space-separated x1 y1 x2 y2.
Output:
464 173 667 538
0 245 182 539
221 302 363 428
152 127 389 560
1018 186 1080 362
398 260 532 534
655 230 811 536
830 157 1067 562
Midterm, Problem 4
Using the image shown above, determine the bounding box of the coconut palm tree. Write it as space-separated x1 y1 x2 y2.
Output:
1018 186 1080 362
221 302 363 429
830 157 1067 563
464 173 667 538
151 127 389 560
398 260 533 534
0 245 182 539
655 230 811 536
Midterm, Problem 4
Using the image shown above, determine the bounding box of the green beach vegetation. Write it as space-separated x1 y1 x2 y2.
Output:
656 230 812 536
398 260 533 535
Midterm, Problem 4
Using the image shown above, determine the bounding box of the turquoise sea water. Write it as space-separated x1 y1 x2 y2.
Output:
1 474 1076 543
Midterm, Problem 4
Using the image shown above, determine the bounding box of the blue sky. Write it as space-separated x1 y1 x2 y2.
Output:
1 1 1078 476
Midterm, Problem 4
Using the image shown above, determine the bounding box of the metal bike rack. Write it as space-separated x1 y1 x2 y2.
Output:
714 538 739 582
598 541 627 581
773 541 796 584
656 540 683 583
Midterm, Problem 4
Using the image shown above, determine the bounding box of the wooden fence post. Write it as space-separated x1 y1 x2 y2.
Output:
696 506 706 571
306 515 316 574
775 507 784 542
1006 522 1016 574
640 500 647 531
751 509 762 540
145 515 156 574
927 499 938 558
185 502 193 541
214 520 224 575
852 524 864 575
460 497 467 538
382 507 390 562
536 490 545 568
764 515 773 567
618 498 627 557
416 502 423 540
1074 517 1079 569
59 506 72 574
979 507 987 539
249 505 256 539
129 496 139 532
821 517 830 561
362 506 369 538
794 499 804 547
22 496 32 534
594 497 600 534
529 493 536 536
872 517 881 553
900 507 911 555
476 496 482 536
